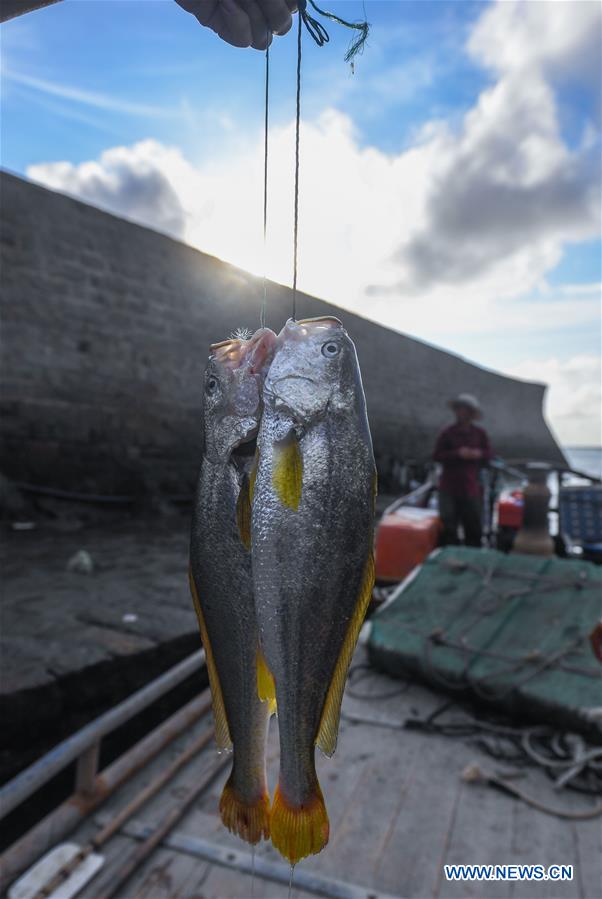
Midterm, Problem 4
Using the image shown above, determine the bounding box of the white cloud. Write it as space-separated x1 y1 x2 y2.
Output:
507 355 601 447
468 0 602 81
28 142 187 239
373 0 601 296
27 107 599 337
25 1 601 445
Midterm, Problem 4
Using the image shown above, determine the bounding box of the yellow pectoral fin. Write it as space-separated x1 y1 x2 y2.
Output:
188 569 232 750
315 550 375 757
236 475 252 550
272 434 302 511
256 646 277 715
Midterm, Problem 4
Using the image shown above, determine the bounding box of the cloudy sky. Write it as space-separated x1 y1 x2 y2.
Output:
2 0 601 446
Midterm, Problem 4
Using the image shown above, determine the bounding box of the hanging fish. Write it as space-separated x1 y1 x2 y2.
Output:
251 316 376 864
189 326 277 844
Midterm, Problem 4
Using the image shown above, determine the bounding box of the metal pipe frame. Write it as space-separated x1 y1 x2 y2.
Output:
115 817 406 899
26 716 216 899
93 753 229 899
0 649 205 819
0 669 209 892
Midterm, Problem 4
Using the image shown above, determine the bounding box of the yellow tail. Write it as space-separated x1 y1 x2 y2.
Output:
219 778 270 845
270 781 329 864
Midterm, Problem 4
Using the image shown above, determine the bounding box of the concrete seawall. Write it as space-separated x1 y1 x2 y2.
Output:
0 170 565 496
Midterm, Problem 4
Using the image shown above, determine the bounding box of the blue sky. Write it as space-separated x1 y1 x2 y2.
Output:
2 1 487 165
1 0 601 444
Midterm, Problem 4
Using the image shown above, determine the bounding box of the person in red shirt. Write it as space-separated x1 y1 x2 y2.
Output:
433 394 492 547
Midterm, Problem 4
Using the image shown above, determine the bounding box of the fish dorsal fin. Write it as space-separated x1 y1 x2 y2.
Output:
315 549 375 757
236 474 252 550
189 569 233 750
272 434 302 510
256 645 277 715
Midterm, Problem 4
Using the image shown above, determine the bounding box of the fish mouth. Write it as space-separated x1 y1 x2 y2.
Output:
210 338 246 369
210 329 277 374
265 376 317 414
282 316 343 339
270 375 318 389
231 432 258 459
247 328 277 374
295 316 342 327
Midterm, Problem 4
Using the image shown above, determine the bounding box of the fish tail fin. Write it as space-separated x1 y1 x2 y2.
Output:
219 777 271 845
270 780 329 864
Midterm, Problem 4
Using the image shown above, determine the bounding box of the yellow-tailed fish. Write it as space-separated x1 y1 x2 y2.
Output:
189 326 277 844
251 316 376 864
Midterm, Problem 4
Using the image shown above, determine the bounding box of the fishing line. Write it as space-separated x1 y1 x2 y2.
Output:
260 36 270 330
256 1 371 325
289 1 370 322
291 7 302 321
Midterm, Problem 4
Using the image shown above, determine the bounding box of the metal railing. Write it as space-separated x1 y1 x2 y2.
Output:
0 649 207 892
0 649 205 819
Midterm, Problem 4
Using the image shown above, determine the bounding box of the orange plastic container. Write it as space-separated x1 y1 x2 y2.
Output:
375 506 442 583
497 490 524 529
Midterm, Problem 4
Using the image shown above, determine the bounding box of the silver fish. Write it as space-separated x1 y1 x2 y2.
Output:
251 316 376 864
189 326 277 844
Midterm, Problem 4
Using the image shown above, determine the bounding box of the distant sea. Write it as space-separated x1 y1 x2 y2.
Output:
564 447 602 480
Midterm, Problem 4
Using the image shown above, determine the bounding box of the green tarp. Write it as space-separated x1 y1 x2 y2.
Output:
368 547 602 738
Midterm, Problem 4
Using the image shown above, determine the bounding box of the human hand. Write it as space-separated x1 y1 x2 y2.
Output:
175 0 297 50
458 446 482 460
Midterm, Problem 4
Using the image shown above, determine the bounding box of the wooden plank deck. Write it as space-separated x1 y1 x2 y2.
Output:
59 646 601 899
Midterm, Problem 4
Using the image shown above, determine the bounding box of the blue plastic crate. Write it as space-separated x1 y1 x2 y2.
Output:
559 485 602 550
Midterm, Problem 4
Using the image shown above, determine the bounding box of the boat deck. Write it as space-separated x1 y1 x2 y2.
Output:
65 646 600 899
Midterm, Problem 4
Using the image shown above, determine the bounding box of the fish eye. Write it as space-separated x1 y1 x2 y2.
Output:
321 340 340 358
205 375 219 395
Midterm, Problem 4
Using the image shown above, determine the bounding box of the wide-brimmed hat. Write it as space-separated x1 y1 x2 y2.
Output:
449 393 482 418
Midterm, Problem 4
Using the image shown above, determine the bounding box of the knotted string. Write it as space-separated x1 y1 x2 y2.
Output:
299 0 369 61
